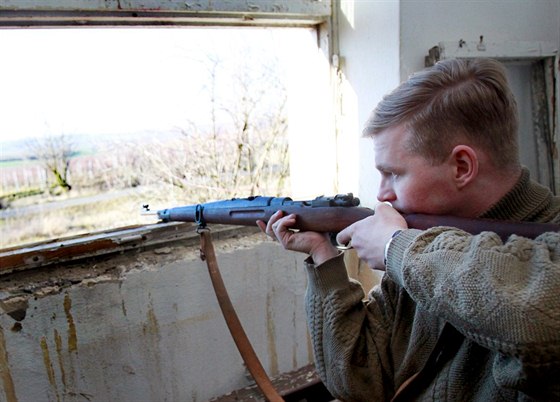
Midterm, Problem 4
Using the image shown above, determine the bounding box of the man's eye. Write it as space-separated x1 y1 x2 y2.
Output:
380 170 398 179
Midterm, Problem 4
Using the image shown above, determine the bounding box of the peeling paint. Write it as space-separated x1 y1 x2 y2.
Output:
63 294 78 353
0 297 28 322
80 274 119 287
35 286 61 298
0 237 312 401
0 326 18 402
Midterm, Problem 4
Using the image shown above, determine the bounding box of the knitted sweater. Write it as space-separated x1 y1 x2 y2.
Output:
305 169 560 401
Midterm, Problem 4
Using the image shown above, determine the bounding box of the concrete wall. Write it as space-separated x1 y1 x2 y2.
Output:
0 234 311 402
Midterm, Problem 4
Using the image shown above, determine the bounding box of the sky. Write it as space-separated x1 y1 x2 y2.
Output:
0 27 311 144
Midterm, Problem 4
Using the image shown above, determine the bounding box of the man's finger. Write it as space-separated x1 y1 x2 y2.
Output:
336 227 352 246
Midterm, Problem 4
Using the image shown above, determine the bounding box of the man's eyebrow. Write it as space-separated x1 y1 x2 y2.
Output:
376 163 394 172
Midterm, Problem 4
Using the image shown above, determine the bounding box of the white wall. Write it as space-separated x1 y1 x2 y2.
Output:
334 0 559 207
336 0 401 208
400 0 560 80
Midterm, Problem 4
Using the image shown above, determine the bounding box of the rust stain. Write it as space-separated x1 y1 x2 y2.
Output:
0 326 18 402
63 294 78 353
176 311 217 326
53 330 67 387
143 306 160 338
142 302 163 398
266 289 279 376
40 337 60 402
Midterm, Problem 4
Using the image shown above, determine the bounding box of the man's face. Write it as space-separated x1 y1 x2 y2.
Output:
373 125 458 215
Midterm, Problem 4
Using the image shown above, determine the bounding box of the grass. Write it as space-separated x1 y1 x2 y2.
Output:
0 185 182 249
1 198 136 248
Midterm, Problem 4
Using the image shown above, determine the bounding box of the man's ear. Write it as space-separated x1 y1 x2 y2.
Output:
449 145 478 189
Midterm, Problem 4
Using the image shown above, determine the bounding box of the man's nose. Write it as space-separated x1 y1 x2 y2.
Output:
377 183 396 203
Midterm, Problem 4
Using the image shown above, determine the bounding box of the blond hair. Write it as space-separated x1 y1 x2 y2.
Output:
363 58 520 169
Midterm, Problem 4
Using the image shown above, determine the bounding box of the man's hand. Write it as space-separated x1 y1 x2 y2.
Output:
336 203 408 270
256 211 339 265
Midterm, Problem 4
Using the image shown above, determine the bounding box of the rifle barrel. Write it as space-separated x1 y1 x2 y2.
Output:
154 195 559 241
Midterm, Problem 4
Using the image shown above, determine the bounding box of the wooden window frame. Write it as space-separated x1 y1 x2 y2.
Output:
0 0 337 272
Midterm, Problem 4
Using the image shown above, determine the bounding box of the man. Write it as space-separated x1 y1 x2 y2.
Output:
258 58 560 401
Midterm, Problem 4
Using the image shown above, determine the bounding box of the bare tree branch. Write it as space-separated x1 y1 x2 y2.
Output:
26 134 74 193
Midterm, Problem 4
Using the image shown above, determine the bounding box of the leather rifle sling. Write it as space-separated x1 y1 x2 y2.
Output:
199 230 285 402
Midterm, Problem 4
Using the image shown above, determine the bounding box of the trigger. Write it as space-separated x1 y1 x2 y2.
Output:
330 233 352 250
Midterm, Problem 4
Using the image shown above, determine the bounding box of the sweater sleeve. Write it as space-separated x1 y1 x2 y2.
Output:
304 254 397 401
385 228 560 364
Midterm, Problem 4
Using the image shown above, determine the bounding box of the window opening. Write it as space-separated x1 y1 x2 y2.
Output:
0 27 318 248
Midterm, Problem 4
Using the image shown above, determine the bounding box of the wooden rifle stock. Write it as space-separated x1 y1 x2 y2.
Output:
151 194 559 241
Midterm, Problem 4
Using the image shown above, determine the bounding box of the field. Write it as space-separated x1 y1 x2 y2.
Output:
0 132 290 249
0 152 187 249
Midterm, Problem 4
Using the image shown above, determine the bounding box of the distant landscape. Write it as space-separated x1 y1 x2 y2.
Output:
0 27 307 249
0 130 180 199
0 132 178 248
0 125 290 249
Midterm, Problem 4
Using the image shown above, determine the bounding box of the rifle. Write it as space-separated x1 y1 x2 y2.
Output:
144 194 557 401
144 193 559 241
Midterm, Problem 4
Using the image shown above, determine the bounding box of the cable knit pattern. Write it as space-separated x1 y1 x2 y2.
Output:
305 171 560 401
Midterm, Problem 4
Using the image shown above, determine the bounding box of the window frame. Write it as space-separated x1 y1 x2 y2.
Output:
0 0 331 27
0 0 338 271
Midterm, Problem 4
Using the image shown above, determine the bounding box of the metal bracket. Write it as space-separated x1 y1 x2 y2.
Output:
195 204 207 230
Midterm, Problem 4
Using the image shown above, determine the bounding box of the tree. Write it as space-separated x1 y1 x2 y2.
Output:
27 134 73 193
141 50 290 203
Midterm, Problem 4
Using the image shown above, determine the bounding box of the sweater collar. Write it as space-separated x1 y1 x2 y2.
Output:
479 168 554 222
